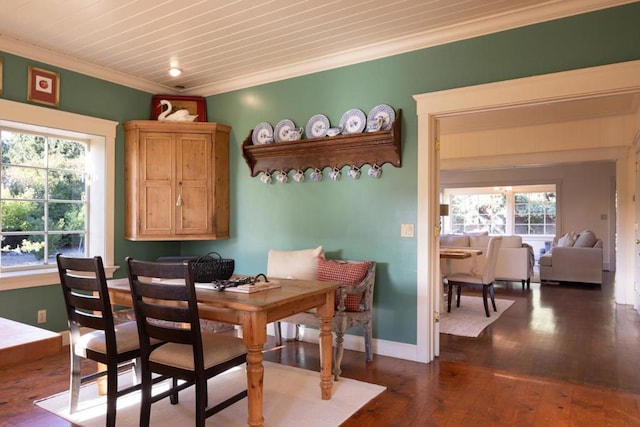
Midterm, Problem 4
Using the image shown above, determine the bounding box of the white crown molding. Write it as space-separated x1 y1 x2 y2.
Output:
1 0 635 96
0 36 177 95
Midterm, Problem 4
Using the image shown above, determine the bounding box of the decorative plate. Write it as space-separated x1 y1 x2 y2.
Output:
305 114 330 138
339 109 366 134
252 122 274 145
274 119 296 143
367 104 395 131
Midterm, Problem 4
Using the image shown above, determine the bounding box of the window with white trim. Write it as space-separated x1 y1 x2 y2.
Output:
0 99 116 290
443 185 556 236
1 129 88 270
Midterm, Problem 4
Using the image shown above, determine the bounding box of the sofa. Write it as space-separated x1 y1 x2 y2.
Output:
538 231 603 284
440 234 534 289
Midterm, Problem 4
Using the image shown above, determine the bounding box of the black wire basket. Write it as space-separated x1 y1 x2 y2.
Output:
192 251 235 282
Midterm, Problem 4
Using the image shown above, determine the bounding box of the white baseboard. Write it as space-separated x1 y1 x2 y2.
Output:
61 324 420 364
267 323 419 362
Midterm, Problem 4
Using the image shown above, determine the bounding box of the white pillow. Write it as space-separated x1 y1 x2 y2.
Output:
557 232 576 247
267 246 324 279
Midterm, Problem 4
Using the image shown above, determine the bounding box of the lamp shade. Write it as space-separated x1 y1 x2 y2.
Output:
439 204 449 216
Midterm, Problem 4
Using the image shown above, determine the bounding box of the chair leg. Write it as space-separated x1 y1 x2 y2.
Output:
521 279 526 290
447 282 453 312
139 370 152 427
333 330 345 381
170 377 179 404
69 348 81 414
105 361 118 427
133 357 142 384
363 320 373 362
274 321 282 346
481 286 490 317
456 284 461 307
195 378 207 427
489 283 497 312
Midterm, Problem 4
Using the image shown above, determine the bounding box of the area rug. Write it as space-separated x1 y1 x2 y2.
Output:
440 296 515 337
35 361 385 426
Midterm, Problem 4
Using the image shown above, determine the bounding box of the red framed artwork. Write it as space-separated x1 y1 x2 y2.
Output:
151 95 207 122
27 66 60 107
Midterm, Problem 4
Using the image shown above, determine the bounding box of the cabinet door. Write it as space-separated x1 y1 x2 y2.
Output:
139 132 175 236
175 133 212 236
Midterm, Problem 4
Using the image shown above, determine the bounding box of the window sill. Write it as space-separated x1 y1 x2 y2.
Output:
0 265 120 291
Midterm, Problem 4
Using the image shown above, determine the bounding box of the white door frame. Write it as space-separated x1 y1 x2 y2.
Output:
414 60 640 363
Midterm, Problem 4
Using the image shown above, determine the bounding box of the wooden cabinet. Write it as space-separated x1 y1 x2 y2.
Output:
124 121 230 241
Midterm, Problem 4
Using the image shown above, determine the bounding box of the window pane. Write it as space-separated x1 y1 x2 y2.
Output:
48 202 85 231
2 165 46 199
48 138 86 170
48 170 85 200
0 234 45 268
1 131 46 166
515 224 528 234
1 200 45 232
48 233 85 258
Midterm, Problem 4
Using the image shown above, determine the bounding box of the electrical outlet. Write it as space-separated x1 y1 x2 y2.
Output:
37 309 47 324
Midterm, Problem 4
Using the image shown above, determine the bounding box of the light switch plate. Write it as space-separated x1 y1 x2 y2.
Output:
401 223 415 238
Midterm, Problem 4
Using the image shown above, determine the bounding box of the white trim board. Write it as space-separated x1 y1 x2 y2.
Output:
414 60 640 364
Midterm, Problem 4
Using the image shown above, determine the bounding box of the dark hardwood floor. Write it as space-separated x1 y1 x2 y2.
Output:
3 271 640 426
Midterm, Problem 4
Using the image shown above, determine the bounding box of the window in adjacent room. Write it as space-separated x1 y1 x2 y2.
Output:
443 184 556 236
0 129 88 270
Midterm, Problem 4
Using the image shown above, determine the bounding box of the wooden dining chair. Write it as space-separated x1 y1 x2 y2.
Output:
446 236 503 317
56 254 143 427
126 258 248 427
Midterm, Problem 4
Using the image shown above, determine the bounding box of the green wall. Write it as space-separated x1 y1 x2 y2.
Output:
1 3 639 344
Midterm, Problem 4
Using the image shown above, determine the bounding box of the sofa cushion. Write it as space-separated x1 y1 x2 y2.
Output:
267 246 324 279
440 235 470 247
317 258 370 312
557 232 576 247
539 253 552 267
469 235 490 248
500 235 523 248
574 231 597 248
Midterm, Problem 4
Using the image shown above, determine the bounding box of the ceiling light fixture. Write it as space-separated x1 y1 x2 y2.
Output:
168 67 182 77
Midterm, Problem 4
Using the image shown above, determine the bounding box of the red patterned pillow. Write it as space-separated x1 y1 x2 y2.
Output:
316 258 370 312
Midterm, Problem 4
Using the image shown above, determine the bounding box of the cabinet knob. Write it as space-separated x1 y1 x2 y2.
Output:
176 194 182 207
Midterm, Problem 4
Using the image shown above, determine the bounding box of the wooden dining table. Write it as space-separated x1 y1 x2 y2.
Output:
107 277 340 427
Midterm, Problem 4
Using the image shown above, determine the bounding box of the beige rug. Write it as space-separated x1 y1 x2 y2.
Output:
35 361 385 426
440 295 515 337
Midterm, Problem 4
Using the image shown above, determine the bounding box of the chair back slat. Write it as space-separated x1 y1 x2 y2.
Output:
57 254 115 337
126 258 204 359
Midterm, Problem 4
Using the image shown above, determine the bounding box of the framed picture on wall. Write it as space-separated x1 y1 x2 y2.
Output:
27 66 60 107
151 94 207 122
0 57 3 96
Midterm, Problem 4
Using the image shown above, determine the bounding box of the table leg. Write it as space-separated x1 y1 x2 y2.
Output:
316 291 334 400
242 312 267 427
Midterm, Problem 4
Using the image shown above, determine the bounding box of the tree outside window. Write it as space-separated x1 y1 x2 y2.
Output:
0 130 87 269
450 193 506 234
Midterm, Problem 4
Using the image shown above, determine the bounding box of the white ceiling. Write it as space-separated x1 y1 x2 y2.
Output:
0 0 634 96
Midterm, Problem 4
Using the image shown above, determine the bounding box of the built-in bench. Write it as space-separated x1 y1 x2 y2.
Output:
0 317 62 368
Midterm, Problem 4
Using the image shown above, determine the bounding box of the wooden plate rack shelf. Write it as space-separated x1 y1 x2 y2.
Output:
241 109 401 177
